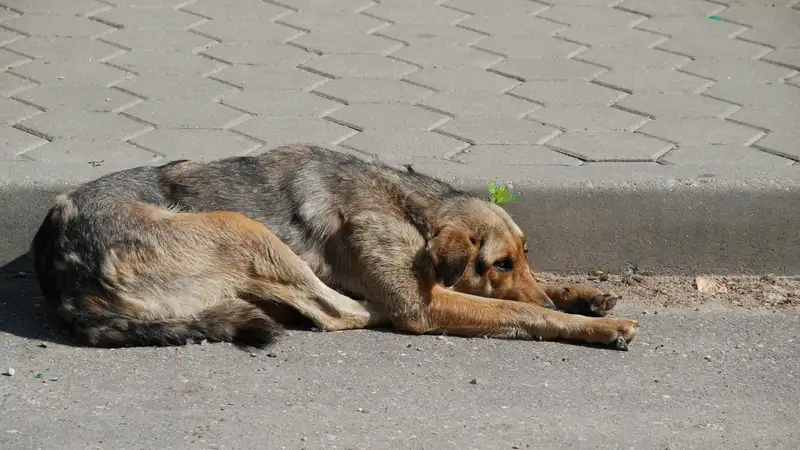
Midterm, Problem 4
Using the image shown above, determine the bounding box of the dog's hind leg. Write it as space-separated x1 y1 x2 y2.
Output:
176 210 388 332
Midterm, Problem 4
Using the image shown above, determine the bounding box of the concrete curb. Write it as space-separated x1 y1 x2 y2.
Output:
1 159 798 275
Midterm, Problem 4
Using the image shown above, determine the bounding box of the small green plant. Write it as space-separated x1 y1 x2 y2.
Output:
487 180 520 207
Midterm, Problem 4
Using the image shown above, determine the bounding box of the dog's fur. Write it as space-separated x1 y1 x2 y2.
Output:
31 144 637 349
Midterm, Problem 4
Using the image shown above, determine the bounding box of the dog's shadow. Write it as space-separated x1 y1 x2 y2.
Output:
0 252 76 345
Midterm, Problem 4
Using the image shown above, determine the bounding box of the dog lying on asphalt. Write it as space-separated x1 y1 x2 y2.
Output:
31 144 638 350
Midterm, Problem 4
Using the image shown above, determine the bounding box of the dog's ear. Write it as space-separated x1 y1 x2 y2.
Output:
428 224 475 287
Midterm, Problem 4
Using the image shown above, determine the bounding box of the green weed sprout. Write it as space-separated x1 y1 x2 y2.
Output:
487 181 520 207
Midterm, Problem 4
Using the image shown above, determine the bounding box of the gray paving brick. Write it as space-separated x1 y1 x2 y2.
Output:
556 26 662 48
115 74 234 101
21 138 157 165
390 44 501 69
657 35 771 60
274 0 370 11
3 15 115 39
100 0 187 6
327 103 448 131
20 110 149 140
125 99 248 129
232 116 356 147
528 105 648 132
436 117 557 145
93 7 203 31
476 35 584 59
720 4 800 47
14 85 141 112
580 46 690 70
456 144 582 166
363 3 468 26
0 49 30 70
595 68 712 94
106 51 222 77
102 29 213 53
14 61 130 87
0 125 47 159
0 3 16 19
130 129 261 160
7 37 120 62
490 58 605 82
192 20 301 44
183 0 291 21
638 118 763 146
754 130 800 160
404 67 519 92
539 5 644 27
0 72 35 97
0 0 110 16
681 59 793 88
202 42 316 67
301 54 418 79
728 105 800 132
0 29 23 47
445 0 546 16
637 16 743 38
617 93 736 119
762 47 800 71
290 31 402 55
458 14 563 38
279 11 387 34
509 80 625 106
706 82 800 108
376 23 485 47
341 129 467 160
211 66 327 91
617 0 721 17
420 91 536 118
314 79 431 104
547 130 673 161
223 90 343 117
663 144 793 166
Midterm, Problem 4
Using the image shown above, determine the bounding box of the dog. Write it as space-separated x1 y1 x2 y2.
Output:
31 144 638 350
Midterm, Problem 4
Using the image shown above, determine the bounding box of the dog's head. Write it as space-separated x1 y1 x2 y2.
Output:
427 197 555 309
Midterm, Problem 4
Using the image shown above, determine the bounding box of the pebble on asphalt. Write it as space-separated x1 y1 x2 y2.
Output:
3 368 14 377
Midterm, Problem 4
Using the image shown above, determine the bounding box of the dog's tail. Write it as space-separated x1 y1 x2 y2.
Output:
60 296 283 348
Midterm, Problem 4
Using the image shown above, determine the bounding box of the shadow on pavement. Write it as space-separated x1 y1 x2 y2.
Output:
0 253 76 346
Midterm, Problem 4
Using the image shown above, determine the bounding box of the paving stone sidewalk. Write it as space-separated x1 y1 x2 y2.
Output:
0 0 798 274
1 0 798 168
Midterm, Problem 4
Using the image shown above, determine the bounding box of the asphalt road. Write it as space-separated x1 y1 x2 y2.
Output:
1 276 798 450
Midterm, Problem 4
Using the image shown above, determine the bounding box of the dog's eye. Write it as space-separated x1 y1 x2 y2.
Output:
493 258 513 272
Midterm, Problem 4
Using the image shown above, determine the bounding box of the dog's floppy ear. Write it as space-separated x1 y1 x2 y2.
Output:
428 224 475 288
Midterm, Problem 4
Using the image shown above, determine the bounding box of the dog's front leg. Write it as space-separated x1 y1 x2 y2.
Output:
539 283 621 317
398 286 637 348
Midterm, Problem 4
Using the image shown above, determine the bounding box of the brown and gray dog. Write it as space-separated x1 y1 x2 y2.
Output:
31 144 638 350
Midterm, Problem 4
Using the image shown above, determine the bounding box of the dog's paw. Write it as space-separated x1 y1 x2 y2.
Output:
589 318 639 351
551 284 620 317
